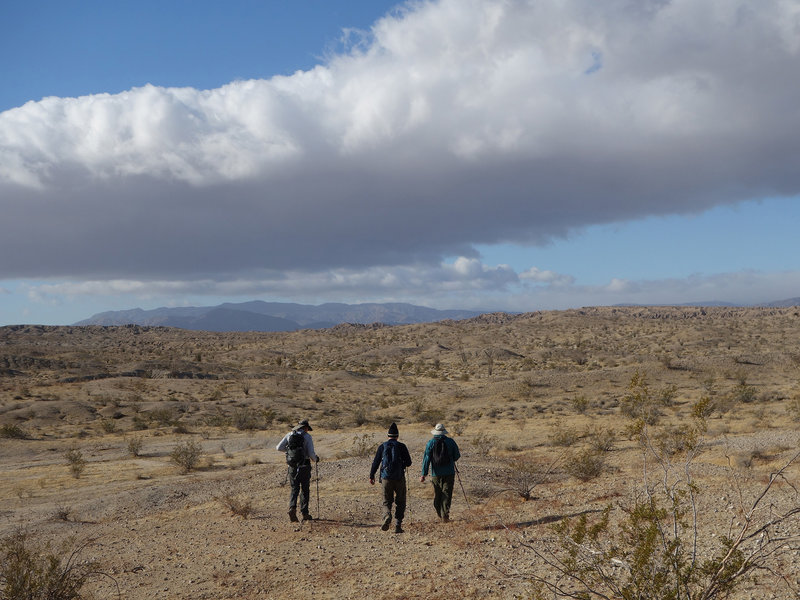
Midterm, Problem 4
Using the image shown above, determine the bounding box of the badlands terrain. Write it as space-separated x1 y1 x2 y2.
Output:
2 306 800 599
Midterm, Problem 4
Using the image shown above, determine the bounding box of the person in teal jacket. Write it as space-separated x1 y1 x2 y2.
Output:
420 423 461 522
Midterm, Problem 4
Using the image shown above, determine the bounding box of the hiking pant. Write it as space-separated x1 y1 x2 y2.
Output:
382 477 407 523
430 474 455 519
289 464 312 515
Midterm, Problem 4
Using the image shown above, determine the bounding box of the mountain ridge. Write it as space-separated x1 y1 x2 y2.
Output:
72 297 800 332
74 301 486 332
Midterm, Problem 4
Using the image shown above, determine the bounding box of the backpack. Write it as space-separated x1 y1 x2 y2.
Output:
431 436 450 468
285 430 306 468
381 441 404 480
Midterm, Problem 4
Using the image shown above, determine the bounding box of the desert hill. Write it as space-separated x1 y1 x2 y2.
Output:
2 306 800 599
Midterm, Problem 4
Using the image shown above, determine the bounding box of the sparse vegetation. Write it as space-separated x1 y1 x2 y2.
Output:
125 436 143 457
0 532 104 600
170 439 203 473
2 307 800 599
64 448 86 479
220 495 253 519
0 423 28 439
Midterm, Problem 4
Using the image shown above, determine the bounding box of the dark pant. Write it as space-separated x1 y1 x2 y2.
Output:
289 464 312 515
431 474 455 519
382 477 407 523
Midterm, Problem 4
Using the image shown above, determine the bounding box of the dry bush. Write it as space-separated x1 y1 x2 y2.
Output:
570 394 589 414
0 423 28 439
125 436 143 457
0 532 107 600
220 495 253 519
521 422 800 600
547 422 579 448
497 454 561 501
63 448 86 479
170 439 203 473
564 448 607 481
585 426 616 453
469 432 497 456
348 433 376 458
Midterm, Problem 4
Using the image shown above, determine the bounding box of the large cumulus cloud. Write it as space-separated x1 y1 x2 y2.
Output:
2 0 799 280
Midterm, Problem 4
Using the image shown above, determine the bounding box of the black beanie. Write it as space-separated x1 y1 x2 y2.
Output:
387 422 399 437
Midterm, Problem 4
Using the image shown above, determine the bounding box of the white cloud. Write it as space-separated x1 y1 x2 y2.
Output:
2 0 800 283
22 264 800 319
520 267 575 286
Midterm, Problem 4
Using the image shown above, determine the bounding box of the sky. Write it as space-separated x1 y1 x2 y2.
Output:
2 0 800 326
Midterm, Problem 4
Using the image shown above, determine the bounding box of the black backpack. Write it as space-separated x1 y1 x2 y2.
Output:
431 437 450 468
381 441 404 480
285 430 306 468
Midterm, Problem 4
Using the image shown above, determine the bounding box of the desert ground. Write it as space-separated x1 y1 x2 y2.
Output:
2 306 800 599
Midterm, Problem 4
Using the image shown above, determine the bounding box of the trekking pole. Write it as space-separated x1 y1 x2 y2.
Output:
455 465 472 510
405 468 411 525
315 460 321 519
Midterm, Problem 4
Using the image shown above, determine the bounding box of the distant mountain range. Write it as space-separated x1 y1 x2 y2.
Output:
73 297 800 333
74 301 485 332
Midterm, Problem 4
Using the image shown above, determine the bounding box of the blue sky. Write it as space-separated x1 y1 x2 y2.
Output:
1 0 799 326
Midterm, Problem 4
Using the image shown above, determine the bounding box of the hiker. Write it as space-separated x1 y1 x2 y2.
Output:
277 418 319 522
420 423 461 522
369 422 413 533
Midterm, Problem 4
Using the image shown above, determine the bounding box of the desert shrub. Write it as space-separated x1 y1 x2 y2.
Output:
53 506 72 522
99 419 116 434
731 382 757 404
470 432 497 456
653 425 701 457
351 407 369 427
620 371 661 425
131 415 149 430
585 426 616 453
570 394 589 414
202 412 231 428
787 396 800 421
63 449 86 479
125 436 143 457
657 383 678 406
220 495 253 519
0 532 103 600
149 407 175 427
0 423 28 439
521 413 800 600
564 449 606 481
547 423 579 448
419 408 445 425
170 439 203 473
349 433 376 458
498 454 561 501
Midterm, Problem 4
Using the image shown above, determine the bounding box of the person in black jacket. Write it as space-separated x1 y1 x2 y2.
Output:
277 419 319 522
370 422 413 533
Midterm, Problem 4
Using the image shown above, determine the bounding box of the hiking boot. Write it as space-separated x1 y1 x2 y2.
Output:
381 515 392 531
394 523 404 534
288 510 299 523
302 513 314 521
442 514 450 523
